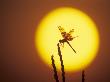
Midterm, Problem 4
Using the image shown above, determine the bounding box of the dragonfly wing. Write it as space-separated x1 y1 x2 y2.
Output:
58 26 65 33
66 40 76 53
58 26 66 38
69 29 74 35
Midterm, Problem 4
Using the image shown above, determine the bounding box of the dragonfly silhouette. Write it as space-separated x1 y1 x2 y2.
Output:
58 26 77 53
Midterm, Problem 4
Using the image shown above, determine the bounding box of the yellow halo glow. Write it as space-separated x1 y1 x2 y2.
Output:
35 7 99 72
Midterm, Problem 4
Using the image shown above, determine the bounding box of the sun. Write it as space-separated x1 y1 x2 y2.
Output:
35 7 99 72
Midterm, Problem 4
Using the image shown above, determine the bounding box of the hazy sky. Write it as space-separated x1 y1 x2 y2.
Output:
1 0 110 82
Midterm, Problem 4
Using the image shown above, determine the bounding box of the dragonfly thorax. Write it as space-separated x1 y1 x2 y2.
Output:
61 32 73 41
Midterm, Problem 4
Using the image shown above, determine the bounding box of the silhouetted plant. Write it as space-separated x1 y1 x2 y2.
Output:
82 70 85 82
57 43 65 82
51 42 87 82
51 55 59 82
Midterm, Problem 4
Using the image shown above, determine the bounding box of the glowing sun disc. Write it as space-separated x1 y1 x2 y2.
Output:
35 7 99 72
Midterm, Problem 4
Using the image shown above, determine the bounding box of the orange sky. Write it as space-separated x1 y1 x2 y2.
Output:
1 0 110 82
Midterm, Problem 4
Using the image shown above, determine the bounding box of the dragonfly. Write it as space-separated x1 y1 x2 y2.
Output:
58 26 77 53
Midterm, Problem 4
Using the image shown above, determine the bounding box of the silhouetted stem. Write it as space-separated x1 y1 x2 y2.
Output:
57 43 65 82
82 70 85 82
51 55 59 82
